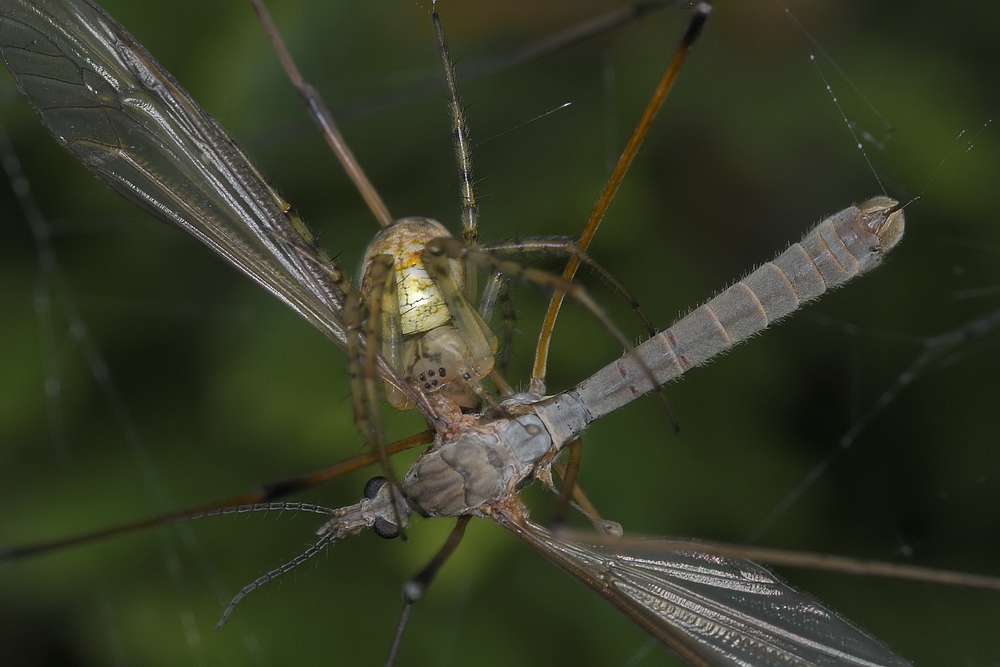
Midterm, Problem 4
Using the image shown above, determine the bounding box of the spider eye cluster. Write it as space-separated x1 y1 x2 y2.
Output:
404 326 489 408
416 366 449 390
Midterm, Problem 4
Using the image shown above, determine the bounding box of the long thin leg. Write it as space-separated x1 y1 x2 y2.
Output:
348 257 409 535
531 2 712 394
551 438 584 526
479 272 518 383
545 444 619 535
247 0 393 227
386 516 471 666
476 236 657 337
424 238 675 424
0 430 433 562
344 2 684 122
430 5 482 313
431 5 479 249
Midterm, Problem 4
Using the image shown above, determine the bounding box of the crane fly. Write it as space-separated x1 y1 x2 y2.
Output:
1 0 997 665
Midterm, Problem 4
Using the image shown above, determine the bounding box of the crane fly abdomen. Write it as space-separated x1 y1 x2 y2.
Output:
557 197 905 423
707 195 904 345
360 216 498 410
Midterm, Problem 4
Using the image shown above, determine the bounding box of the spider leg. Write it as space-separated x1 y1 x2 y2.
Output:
346 258 409 537
386 516 472 666
532 2 712 394
480 236 656 337
478 271 520 383
426 237 677 428
248 0 392 227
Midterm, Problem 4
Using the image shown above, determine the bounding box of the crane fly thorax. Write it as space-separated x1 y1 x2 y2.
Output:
318 401 552 537
402 407 552 518
360 217 497 410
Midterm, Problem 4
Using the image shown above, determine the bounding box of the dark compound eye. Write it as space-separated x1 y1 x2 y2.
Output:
373 516 400 540
438 367 446 376
362 477 401 539
363 476 387 500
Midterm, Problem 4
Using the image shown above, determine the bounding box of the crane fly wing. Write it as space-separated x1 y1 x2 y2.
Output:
0 0 354 351
493 509 910 667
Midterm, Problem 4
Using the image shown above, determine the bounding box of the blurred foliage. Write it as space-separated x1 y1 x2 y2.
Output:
1 1 999 665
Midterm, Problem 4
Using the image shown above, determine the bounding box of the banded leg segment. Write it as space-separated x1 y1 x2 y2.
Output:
431 8 478 248
346 260 409 534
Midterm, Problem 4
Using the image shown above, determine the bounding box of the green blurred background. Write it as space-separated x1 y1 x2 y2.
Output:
1 1 998 665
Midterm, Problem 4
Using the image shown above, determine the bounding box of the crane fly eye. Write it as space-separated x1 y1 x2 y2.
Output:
373 517 401 540
363 477 400 539
363 476 388 500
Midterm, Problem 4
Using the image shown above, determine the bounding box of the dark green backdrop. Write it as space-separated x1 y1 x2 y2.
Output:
1 1 998 665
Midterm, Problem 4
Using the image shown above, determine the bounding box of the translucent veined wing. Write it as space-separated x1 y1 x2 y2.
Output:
0 0 437 412
0 0 346 347
0 0 354 348
493 507 910 667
